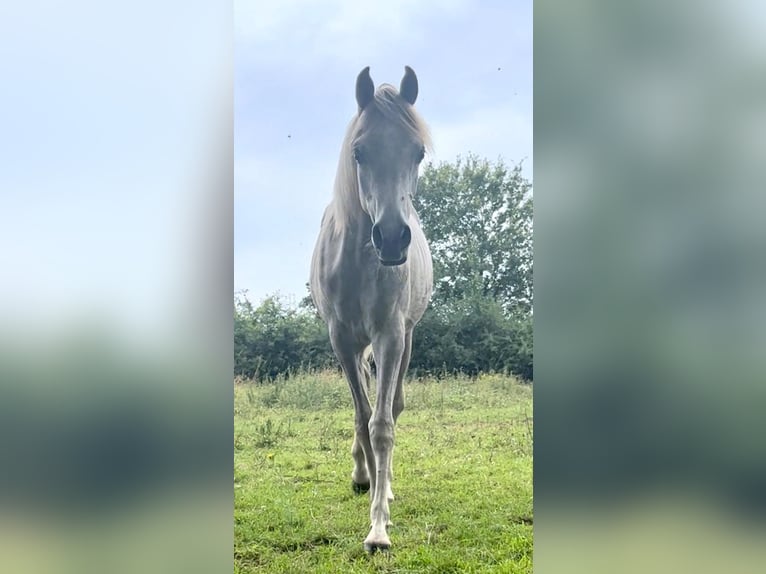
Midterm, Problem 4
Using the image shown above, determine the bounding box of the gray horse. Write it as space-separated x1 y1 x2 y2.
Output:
310 66 433 551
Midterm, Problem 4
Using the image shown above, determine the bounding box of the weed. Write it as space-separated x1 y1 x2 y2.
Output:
253 418 294 448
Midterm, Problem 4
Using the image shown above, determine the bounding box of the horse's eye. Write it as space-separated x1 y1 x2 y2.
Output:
353 148 364 164
416 146 425 163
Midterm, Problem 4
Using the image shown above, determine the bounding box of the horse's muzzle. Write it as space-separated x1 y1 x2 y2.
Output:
379 255 407 266
371 221 411 266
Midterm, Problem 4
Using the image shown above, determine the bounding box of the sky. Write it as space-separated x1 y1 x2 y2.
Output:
0 1 228 340
234 0 533 306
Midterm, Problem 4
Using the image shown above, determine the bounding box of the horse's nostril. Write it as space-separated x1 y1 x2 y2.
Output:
400 225 411 249
371 224 383 250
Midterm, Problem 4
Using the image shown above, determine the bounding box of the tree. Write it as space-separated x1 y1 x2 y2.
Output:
299 282 317 313
414 154 533 315
409 155 533 380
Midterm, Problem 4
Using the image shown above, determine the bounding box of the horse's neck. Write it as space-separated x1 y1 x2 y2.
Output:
337 208 371 251
332 174 369 239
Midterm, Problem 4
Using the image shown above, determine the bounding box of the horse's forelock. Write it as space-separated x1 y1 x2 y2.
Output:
361 85 432 152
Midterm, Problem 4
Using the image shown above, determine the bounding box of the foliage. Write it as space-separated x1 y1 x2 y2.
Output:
409 155 533 379
411 296 533 380
236 288 532 382
234 292 335 381
415 153 533 314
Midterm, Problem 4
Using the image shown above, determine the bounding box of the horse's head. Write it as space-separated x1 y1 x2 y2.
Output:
352 66 429 266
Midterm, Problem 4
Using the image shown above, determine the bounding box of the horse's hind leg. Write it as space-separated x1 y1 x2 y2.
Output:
392 331 412 424
329 327 375 495
352 352 374 491
386 330 412 504
350 435 369 493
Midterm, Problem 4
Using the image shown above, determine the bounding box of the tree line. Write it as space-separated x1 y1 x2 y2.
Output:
235 154 533 381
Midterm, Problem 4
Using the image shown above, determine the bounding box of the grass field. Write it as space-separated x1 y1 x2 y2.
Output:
234 371 533 573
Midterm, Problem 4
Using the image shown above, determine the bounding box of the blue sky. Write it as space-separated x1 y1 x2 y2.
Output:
235 0 532 306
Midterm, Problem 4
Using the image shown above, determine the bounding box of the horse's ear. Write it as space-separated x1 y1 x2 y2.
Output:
356 66 375 112
399 66 418 105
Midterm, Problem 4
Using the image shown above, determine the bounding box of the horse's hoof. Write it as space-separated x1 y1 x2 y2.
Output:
364 526 391 553
363 540 391 554
352 481 370 494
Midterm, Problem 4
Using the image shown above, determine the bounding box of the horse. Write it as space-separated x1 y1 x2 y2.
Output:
309 66 433 552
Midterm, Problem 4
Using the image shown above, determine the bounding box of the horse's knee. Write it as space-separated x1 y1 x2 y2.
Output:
369 418 394 450
354 407 371 431
355 415 371 437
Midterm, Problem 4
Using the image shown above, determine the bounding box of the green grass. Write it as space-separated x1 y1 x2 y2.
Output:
234 371 533 573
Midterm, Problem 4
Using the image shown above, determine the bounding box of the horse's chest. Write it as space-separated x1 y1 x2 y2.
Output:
329 266 408 327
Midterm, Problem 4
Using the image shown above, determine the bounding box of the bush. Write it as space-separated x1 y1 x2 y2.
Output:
234 290 532 383
410 295 532 380
234 293 335 381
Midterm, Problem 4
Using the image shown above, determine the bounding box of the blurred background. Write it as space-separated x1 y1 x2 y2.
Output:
0 1 232 573
536 1 766 572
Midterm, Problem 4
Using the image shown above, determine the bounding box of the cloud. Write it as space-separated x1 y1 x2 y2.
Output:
234 154 335 300
429 103 533 174
235 0 472 68
235 244 314 307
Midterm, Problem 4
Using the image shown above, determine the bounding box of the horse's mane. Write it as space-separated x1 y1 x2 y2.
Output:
328 85 432 235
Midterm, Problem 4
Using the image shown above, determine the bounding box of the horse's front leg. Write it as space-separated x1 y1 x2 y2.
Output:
364 327 405 552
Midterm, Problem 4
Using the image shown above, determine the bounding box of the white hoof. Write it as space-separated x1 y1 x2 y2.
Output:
363 527 391 553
